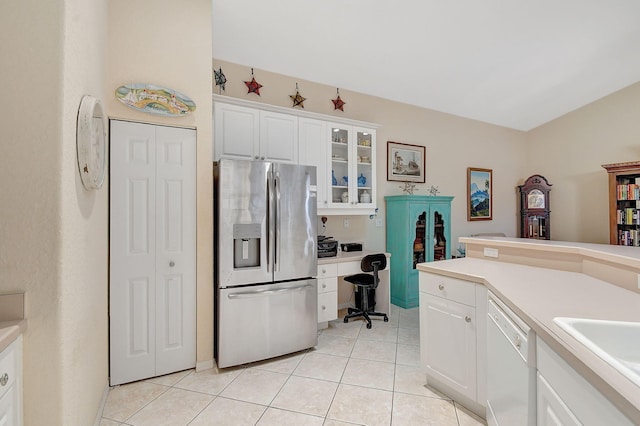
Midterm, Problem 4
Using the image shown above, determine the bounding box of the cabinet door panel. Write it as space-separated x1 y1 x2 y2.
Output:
537 373 580 426
422 294 476 400
299 118 328 208
214 103 259 160
260 110 297 163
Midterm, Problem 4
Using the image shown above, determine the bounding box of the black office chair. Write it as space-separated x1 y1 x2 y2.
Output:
343 253 389 329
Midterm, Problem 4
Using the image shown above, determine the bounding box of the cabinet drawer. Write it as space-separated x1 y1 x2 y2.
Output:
318 277 337 294
317 263 338 278
318 291 338 322
420 272 475 306
0 339 18 400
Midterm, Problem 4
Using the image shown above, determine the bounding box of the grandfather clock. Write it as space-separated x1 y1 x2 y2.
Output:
518 175 552 239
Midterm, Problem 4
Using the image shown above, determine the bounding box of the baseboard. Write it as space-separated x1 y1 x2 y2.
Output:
93 380 110 426
196 359 215 372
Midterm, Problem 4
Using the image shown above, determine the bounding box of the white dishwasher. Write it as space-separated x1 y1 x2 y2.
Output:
486 291 536 426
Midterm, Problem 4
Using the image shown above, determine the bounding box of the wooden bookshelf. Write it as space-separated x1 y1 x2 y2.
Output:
602 161 640 245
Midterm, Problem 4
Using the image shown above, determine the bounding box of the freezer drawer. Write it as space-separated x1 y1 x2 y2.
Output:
217 279 318 368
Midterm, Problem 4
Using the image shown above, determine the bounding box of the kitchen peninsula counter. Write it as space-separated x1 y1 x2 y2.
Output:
417 238 640 423
0 292 26 352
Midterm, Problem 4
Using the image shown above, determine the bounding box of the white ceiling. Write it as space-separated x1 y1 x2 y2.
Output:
212 0 640 131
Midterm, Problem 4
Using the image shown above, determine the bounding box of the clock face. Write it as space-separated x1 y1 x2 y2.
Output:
527 189 545 209
77 96 106 190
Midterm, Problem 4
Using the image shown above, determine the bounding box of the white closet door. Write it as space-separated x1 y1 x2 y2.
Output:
154 125 196 376
110 120 196 385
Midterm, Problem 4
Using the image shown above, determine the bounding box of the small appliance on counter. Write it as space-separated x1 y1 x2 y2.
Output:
318 236 338 258
341 242 363 252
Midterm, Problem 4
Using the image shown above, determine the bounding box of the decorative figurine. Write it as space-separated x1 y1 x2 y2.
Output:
358 173 367 187
400 182 417 195
428 185 440 196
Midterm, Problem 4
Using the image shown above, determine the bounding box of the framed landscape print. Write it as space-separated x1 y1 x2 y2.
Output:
387 141 426 183
467 167 492 221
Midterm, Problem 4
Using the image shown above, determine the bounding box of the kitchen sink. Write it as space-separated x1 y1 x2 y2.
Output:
553 317 640 387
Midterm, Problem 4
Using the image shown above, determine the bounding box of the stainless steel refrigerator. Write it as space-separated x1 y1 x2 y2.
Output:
214 159 318 368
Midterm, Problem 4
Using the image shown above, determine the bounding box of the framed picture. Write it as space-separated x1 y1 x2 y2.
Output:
387 141 426 183
467 167 492 221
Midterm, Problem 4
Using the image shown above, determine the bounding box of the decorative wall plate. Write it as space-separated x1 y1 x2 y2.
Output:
115 83 196 116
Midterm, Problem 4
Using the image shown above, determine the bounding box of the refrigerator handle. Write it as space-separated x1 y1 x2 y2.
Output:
274 170 281 272
267 169 274 273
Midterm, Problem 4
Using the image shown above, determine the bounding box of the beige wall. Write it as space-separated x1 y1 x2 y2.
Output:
212 60 528 251
526 82 640 243
1 1 212 425
0 0 109 424
107 0 214 367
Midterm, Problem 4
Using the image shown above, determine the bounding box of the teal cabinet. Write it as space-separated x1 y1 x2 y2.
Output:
385 195 453 308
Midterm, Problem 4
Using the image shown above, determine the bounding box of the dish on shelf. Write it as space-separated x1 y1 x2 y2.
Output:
332 156 346 161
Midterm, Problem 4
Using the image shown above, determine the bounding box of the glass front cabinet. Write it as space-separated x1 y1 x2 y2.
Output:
329 125 375 211
385 195 453 308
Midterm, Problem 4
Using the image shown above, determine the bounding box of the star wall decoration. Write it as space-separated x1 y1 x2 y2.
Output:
332 88 346 111
290 83 306 108
244 68 263 96
214 67 227 93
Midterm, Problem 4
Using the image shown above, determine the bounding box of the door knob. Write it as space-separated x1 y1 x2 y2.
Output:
169 261 175 267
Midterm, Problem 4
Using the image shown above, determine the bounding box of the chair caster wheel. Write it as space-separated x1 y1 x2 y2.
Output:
366 323 372 329
383 316 389 322
343 318 348 323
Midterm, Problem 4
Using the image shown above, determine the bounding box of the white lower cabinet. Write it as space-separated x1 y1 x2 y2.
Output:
0 336 22 426
317 263 338 325
537 337 633 426
419 272 486 414
537 372 580 426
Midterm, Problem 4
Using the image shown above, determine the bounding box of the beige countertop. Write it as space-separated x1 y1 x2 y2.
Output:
0 292 26 352
417 255 640 423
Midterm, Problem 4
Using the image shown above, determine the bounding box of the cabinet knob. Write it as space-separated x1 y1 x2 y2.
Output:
254 155 259 160
322 268 326 274
322 283 326 289
324 200 328 205
260 156 265 160
322 305 326 310
438 284 444 290
0 373 8 386
515 334 521 349
169 261 175 267
465 316 471 323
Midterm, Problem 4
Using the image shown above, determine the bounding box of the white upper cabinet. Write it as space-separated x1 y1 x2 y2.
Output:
298 117 328 209
214 102 260 161
327 124 376 214
214 102 297 163
214 95 379 215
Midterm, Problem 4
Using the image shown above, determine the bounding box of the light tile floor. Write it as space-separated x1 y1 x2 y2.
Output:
100 305 486 426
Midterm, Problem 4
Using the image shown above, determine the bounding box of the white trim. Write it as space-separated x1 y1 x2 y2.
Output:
93 380 110 426
212 94 380 129
196 359 215 372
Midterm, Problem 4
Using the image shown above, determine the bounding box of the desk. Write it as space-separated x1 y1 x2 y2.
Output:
317 251 391 328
